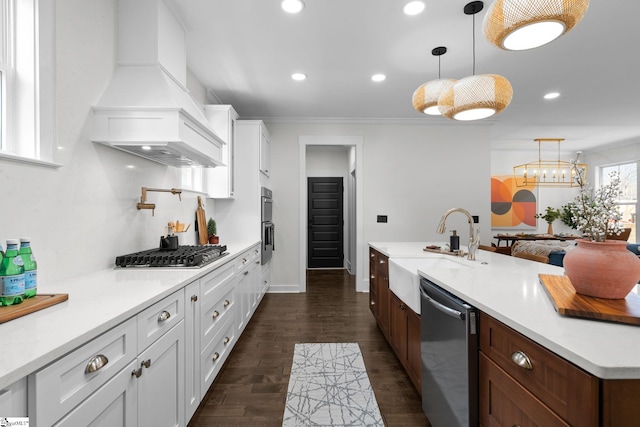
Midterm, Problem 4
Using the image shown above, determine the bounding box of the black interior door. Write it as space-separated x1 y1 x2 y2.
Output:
308 177 344 268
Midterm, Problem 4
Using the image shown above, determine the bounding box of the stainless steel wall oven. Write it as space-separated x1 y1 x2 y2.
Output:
261 187 274 264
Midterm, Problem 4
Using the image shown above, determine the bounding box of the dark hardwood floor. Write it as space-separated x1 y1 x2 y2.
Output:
189 269 429 426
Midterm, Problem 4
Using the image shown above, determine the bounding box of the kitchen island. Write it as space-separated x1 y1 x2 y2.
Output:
370 241 640 426
0 240 265 425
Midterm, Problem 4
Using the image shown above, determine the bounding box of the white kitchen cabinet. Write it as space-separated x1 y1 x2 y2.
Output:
184 281 201 423
0 377 28 417
136 320 185 427
200 311 236 396
28 317 138 426
235 244 261 334
259 125 271 177
53 360 137 427
260 262 271 300
215 121 270 243
204 105 238 199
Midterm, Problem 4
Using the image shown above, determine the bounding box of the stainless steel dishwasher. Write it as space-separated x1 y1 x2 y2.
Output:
420 277 478 427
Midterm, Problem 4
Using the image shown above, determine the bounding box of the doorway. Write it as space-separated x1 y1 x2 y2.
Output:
307 177 344 268
299 136 364 293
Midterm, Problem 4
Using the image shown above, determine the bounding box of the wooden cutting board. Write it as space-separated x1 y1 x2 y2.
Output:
538 274 640 326
196 196 207 245
0 293 69 323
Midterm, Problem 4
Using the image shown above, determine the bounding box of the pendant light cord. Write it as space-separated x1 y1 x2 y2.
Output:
438 55 441 79
472 10 476 76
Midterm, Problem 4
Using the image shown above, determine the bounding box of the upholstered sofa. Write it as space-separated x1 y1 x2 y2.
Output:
512 240 640 267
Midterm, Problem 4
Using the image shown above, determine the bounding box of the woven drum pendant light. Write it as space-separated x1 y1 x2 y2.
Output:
438 1 513 121
483 0 590 51
412 47 456 115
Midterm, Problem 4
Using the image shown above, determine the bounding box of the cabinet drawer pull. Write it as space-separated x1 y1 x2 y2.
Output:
379 259 385 264
242 257 247 264
224 299 231 307
370 253 375 258
157 310 171 322
191 295 198 302
85 354 109 374
511 351 533 370
213 352 220 361
370 300 375 306
256 261 260 264
244 271 249 276
224 336 230 345
370 274 375 280
212 310 220 319
131 367 142 378
141 359 151 369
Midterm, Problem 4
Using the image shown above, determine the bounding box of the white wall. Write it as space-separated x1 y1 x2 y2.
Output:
0 0 208 285
267 121 492 292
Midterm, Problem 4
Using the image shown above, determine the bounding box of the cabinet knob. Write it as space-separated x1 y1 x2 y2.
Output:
244 271 249 276
242 258 247 264
85 354 109 374
370 274 375 280
157 310 171 322
131 367 142 378
213 352 220 361
224 336 230 345
510 351 533 370
191 295 198 302
370 253 375 258
224 299 231 307
213 310 220 319
379 259 385 264
141 359 151 369
370 300 375 306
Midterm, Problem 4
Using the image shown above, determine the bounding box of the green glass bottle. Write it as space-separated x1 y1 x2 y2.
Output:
0 239 25 306
19 237 37 298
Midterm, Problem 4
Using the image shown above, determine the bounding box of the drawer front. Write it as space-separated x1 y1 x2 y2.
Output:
31 317 137 427
200 261 235 312
137 289 185 352
235 246 260 271
479 313 598 426
480 353 570 427
200 314 237 396
369 248 377 265
201 277 237 350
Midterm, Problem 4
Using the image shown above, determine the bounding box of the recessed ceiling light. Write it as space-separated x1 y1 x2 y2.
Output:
141 145 152 151
291 73 307 81
544 92 560 100
403 1 426 16
371 74 386 82
282 0 304 14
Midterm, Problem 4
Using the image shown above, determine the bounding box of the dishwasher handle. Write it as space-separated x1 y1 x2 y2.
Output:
420 285 465 321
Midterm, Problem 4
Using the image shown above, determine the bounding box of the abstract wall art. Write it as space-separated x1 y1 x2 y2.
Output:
491 175 537 228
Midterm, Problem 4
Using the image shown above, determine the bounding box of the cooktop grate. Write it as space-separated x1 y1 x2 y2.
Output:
115 245 227 268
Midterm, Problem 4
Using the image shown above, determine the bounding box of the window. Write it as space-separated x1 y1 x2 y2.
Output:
0 0 56 166
601 161 638 243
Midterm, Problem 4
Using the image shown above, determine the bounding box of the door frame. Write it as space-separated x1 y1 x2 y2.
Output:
299 136 364 293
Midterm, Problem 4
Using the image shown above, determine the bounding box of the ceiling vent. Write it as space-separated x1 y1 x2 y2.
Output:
92 0 224 168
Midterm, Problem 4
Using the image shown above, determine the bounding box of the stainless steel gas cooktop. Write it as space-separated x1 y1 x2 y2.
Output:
115 245 227 268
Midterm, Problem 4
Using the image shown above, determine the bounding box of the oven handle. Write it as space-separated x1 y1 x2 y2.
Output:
272 223 275 251
420 285 465 321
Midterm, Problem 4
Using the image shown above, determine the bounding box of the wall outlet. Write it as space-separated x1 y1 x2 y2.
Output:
472 215 479 223
377 215 388 223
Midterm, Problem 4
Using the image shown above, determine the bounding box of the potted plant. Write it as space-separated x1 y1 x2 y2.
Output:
207 218 219 244
534 206 561 235
563 169 640 298
560 203 579 230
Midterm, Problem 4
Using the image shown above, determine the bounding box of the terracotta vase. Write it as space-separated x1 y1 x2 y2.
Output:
563 239 640 299
547 223 554 235
208 235 219 244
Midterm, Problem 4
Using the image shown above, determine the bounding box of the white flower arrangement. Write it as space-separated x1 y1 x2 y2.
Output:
566 165 624 242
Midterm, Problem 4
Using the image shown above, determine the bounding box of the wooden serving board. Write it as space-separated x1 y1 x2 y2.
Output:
196 196 207 245
538 274 640 326
0 293 69 324
423 247 467 257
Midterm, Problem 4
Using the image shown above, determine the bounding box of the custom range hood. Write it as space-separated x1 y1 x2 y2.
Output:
92 0 224 168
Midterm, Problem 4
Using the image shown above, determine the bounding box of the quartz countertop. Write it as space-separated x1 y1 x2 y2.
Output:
370 241 640 380
0 240 260 390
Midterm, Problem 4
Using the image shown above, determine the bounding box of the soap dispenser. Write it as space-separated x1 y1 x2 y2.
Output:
450 230 460 252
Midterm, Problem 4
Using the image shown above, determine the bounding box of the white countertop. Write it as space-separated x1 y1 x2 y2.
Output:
370 241 640 380
0 240 260 390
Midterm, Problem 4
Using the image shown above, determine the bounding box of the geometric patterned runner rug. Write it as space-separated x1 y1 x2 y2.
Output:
282 343 384 426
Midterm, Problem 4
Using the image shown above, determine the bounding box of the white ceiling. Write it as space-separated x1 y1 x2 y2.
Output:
178 0 640 152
